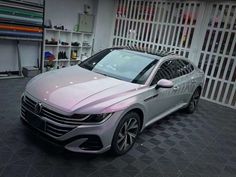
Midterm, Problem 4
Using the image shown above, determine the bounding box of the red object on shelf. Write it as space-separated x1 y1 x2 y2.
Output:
0 24 42 33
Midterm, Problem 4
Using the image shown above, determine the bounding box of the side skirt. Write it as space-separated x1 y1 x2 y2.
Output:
143 103 188 129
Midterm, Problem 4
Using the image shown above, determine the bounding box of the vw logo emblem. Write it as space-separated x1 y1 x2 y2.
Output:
34 102 42 115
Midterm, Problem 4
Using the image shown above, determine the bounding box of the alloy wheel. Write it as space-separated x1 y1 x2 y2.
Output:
116 117 139 152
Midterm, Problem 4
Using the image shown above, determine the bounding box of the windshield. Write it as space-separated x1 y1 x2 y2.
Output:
79 49 158 84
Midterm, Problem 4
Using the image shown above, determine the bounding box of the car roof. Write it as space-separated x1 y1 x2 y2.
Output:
112 46 176 58
110 46 195 66
120 49 161 60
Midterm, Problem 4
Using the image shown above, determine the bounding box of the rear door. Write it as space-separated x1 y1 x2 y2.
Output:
174 59 196 104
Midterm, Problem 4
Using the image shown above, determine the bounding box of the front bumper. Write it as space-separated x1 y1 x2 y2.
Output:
21 98 123 153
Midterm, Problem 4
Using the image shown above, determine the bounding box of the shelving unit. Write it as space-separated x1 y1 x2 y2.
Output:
43 28 93 72
0 0 45 79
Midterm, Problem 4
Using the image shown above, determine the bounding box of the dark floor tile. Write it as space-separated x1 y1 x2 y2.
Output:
152 146 166 155
221 165 236 177
173 133 185 139
140 165 163 177
140 154 155 164
0 150 13 167
168 127 179 133
87 170 108 177
159 132 171 138
229 156 236 165
164 139 176 146
135 145 150 153
149 138 161 145
120 154 136 164
123 165 140 177
27 165 54 177
180 172 202 177
194 154 228 165
100 164 119 176
1 165 29 177
182 165 202 177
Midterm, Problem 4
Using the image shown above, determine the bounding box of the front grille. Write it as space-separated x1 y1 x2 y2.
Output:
23 96 83 126
45 122 74 137
41 107 84 125
22 96 77 137
23 95 37 112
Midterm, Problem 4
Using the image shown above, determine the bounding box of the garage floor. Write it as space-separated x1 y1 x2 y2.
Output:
0 78 236 177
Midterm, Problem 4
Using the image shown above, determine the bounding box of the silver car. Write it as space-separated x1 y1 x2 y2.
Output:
21 47 204 155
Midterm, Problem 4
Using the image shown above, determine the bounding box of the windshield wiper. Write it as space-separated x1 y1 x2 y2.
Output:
94 71 108 77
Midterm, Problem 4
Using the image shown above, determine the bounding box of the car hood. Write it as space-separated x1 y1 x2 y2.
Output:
26 66 142 113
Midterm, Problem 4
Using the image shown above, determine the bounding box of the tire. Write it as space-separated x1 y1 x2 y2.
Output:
111 112 141 155
185 88 201 114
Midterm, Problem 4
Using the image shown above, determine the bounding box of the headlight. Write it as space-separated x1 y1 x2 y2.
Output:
72 113 113 123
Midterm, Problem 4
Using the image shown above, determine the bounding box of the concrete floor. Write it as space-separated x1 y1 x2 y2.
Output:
0 78 236 177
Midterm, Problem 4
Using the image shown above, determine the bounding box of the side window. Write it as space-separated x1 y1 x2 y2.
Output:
183 60 194 74
176 59 194 77
176 60 186 77
151 60 176 85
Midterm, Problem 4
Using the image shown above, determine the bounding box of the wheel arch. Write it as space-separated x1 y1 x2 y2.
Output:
196 85 202 95
126 108 144 132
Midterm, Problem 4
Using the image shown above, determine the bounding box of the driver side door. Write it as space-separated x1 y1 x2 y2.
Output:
146 60 179 121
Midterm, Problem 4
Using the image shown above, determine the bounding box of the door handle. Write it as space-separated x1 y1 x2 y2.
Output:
173 86 179 90
191 77 196 83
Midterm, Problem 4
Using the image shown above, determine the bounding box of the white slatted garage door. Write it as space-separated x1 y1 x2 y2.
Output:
112 0 236 109
198 3 236 109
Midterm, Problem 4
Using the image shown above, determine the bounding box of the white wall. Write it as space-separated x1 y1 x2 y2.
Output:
93 0 116 53
0 40 21 72
45 0 96 31
0 0 97 72
0 40 41 72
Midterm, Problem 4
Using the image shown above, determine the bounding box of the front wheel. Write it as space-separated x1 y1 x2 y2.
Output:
111 112 140 155
185 88 201 114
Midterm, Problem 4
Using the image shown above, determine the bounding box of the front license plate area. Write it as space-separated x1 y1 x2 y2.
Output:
25 111 45 131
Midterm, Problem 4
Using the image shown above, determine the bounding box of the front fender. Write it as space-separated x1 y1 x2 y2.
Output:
102 98 147 129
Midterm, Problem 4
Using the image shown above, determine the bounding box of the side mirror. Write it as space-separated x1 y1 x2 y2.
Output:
155 79 174 89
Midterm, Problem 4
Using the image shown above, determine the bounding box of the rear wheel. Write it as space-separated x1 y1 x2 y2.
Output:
185 88 201 114
111 112 140 155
